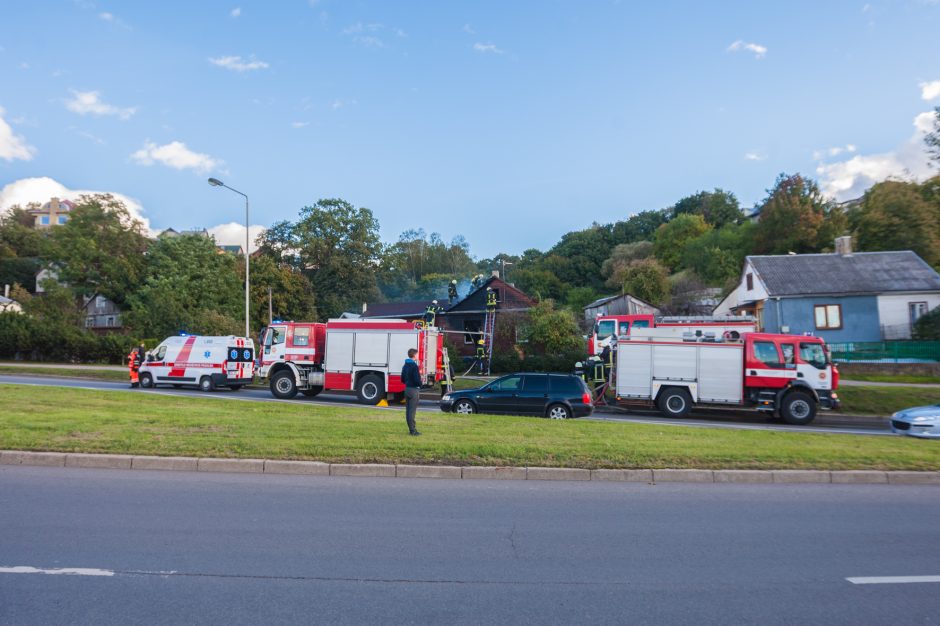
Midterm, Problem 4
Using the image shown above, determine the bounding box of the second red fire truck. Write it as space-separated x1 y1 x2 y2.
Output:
257 318 443 404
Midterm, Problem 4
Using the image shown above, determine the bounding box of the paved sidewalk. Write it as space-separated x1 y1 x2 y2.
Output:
0 361 125 371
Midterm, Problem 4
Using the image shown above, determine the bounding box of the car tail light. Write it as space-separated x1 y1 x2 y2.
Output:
582 391 592 405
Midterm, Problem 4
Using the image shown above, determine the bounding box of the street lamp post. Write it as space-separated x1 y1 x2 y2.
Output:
207 177 250 338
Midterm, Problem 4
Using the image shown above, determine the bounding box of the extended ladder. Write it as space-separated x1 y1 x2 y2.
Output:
441 347 454 394
482 308 496 375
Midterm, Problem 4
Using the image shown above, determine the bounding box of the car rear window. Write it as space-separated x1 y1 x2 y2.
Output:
550 376 583 395
523 375 549 393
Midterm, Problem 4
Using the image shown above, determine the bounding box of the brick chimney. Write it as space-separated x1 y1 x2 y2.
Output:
835 235 852 256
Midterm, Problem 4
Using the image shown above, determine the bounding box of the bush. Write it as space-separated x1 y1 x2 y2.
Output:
914 307 940 340
0 312 135 363
491 349 582 375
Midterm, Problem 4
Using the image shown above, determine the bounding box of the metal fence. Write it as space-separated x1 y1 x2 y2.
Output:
828 341 940 363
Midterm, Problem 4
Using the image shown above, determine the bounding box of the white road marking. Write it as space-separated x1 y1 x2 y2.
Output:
847 575 940 584
0 566 114 577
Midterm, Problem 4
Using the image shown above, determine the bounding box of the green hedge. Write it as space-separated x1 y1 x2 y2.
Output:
490 349 583 375
0 313 135 363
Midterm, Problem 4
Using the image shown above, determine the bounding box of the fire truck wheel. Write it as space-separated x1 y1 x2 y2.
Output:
781 390 817 425
139 373 153 389
270 370 298 399
302 386 323 398
657 387 692 419
453 399 475 414
199 376 215 392
356 374 384 405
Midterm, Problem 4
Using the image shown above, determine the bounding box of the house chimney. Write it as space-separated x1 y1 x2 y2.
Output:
491 270 499 277
835 235 852 256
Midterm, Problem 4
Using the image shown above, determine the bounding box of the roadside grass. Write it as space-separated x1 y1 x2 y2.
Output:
840 373 939 385
1 384 939 471
0 365 127 382
837 385 940 416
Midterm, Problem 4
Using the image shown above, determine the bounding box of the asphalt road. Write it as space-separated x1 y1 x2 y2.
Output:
1 466 939 625
0 373 893 436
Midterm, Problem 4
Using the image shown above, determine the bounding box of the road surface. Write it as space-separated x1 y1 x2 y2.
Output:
0 373 893 436
1 466 938 625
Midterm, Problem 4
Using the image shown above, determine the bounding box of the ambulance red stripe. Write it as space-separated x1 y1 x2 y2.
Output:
167 336 198 377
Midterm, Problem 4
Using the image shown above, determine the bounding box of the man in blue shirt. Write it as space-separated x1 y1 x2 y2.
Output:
401 348 422 436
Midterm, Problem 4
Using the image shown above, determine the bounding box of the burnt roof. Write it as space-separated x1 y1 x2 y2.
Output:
748 251 940 296
361 300 434 318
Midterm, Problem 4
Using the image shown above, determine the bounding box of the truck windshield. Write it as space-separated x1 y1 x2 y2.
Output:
799 342 828 369
596 320 616 339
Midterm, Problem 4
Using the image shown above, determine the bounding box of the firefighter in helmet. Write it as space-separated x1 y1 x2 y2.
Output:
448 279 458 303
128 344 143 388
424 300 439 327
485 287 497 312
476 338 487 375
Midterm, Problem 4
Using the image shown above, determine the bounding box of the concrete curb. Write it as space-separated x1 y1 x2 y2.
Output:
2 451 939 485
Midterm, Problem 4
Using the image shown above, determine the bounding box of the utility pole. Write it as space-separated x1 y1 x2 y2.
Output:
268 287 273 325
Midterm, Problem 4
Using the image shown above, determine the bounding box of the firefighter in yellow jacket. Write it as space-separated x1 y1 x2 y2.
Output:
476 339 487 375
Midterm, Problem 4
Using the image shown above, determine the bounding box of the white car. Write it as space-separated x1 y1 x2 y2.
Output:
891 405 940 439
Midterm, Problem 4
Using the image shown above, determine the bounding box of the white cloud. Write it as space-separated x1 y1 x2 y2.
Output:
65 90 136 119
473 42 503 54
921 80 940 101
230 7 241 18
727 40 767 59
342 22 388 47
130 141 222 174
812 144 857 160
744 152 766 161
462 23 476 35
98 12 113 21
208 55 269 72
291 121 309 128
816 111 935 201
0 107 36 162
0 176 151 233
207 222 266 254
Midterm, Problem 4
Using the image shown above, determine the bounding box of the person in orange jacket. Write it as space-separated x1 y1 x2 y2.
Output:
128 345 142 388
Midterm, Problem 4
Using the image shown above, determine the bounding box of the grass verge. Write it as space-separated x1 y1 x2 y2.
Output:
837 385 940 416
1 384 939 471
0 365 127 382
841 373 940 385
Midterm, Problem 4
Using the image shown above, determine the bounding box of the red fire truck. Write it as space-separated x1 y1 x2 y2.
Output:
588 314 757 356
258 319 443 404
614 328 839 424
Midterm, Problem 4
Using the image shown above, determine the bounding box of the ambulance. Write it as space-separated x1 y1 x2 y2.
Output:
138 335 256 392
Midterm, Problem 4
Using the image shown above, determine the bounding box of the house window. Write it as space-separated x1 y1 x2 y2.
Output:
909 302 928 327
57 215 68 225
96 295 106 311
40 215 50 225
85 317 93 327
746 273 753 291
463 320 481 344
106 316 115 327
814 304 842 330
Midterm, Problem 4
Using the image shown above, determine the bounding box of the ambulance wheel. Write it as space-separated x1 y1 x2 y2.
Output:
199 376 215 392
781 390 816 425
270 371 298 399
139 373 153 389
356 374 384 405
301 386 323 398
657 387 692 419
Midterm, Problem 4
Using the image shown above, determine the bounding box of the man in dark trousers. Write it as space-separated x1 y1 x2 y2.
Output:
401 348 422 436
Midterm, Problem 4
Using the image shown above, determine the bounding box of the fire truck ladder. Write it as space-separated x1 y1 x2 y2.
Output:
482 308 496 375
441 347 454 394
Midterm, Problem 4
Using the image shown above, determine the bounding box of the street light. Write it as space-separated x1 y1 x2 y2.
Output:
207 177 250 338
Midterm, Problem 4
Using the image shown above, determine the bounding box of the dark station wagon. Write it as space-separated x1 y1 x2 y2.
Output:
440 373 594 419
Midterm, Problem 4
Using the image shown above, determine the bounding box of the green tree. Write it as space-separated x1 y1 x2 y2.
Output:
248 254 317 327
0 206 45 289
913 307 940 340
612 259 670 305
671 189 742 227
854 180 940 266
653 214 711 271
611 209 669 243
753 173 847 254
564 286 600 315
258 199 382 319
925 106 940 167
124 234 243 337
44 195 150 306
601 241 654 287
522 299 583 355
681 221 756 285
512 267 567 301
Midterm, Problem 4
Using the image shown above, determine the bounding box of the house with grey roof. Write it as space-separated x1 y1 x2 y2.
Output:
717 238 940 341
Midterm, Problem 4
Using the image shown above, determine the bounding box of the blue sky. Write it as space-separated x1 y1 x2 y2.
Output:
1 0 938 257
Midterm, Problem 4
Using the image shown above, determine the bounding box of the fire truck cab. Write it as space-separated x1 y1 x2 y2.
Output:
615 329 839 425
258 319 442 405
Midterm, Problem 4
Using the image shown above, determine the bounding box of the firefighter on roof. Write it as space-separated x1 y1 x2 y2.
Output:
486 287 497 312
448 279 458 303
424 300 439 327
